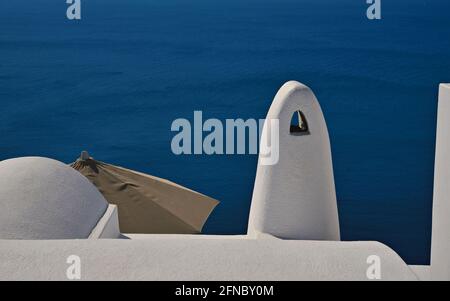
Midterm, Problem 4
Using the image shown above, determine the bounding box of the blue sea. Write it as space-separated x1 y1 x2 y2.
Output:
1 0 449 264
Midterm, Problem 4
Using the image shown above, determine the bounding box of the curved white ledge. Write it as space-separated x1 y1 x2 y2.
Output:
0 238 417 281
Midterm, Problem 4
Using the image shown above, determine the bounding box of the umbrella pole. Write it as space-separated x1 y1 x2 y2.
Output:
80 151 90 161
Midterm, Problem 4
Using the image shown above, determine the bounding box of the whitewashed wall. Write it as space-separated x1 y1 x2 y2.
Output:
431 84 450 280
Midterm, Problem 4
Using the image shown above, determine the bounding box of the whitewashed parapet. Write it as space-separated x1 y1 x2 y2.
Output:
248 81 340 241
0 238 416 280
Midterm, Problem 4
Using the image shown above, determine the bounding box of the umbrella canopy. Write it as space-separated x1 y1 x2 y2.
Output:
70 151 219 234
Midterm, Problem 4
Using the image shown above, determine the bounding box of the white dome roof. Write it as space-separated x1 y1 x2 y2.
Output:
0 157 108 239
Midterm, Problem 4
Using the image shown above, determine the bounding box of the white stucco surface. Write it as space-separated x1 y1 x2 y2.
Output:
0 237 417 281
431 83 450 280
89 205 121 239
123 234 247 240
248 81 340 241
409 265 431 281
0 157 108 239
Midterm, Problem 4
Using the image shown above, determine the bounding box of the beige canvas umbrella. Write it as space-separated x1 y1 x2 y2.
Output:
70 151 219 234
